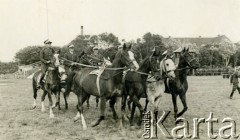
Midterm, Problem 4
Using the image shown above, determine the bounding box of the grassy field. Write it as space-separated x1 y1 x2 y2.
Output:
0 76 240 140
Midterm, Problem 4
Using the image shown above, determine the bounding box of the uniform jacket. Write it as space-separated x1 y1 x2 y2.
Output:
88 53 104 66
63 51 79 66
40 47 54 64
230 71 239 84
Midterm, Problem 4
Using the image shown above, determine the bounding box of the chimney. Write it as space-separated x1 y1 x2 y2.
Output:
81 26 84 36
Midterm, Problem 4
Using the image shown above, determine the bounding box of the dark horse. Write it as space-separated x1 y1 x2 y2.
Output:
64 44 136 130
167 48 200 120
32 51 61 118
123 50 176 128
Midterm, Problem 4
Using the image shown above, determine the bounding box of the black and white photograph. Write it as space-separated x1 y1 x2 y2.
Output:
1 0 240 139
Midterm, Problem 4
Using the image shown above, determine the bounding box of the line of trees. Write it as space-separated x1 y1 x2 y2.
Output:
13 32 240 69
0 61 18 74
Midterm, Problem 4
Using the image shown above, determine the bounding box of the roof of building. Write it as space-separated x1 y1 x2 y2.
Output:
163 35 232 47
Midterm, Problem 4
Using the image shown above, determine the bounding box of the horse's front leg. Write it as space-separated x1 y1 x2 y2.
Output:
171 93 178 120
144 98 149 112
41 90 47 112
52 91 60 110
47 91 54 118
63 91 68 110
86 95 90 108
74 88 88 130
91 96 106 127
177 93 188 118
57 91 61 110
130 95 143 129
32 84 38 109
109 97 117 120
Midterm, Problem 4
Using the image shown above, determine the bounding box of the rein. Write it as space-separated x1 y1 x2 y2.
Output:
60 57 126 71
175 67 191 71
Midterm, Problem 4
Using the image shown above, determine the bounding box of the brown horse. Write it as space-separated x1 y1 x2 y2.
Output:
64 43 136 130
167 48 200 120
32 52 61 118
123 51 176 128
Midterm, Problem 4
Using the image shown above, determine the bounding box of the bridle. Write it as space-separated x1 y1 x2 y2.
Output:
161 57 176 74
180 53 197 69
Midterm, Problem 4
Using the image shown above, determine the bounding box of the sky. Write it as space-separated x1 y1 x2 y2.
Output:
1 0 240 62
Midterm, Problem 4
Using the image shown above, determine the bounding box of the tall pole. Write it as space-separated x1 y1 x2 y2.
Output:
81 26 83 36
46 0 49 39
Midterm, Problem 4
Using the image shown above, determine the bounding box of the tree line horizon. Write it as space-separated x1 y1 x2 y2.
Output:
0 32 240 74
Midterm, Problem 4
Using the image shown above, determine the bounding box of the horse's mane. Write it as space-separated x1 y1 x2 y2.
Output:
139 56 150 68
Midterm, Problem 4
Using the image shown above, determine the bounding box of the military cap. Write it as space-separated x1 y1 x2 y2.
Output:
118 45 123 49
68 44 74 48
44 39 52 44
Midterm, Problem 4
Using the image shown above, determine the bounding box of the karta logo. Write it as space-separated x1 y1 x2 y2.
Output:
142 111 239 139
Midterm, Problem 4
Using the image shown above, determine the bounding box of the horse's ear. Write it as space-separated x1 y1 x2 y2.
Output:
79 50 85 58
186 47 189 52
122 43 127 51
129 44 132 50
182 47 186 52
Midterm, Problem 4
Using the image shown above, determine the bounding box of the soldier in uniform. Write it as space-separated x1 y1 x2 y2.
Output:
37 39 54 88
62 44 81 91
63 44 79 74
230 68 240 99
88 46 104 66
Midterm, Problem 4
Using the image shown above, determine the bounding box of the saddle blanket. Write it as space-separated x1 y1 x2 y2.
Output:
89 69 101 75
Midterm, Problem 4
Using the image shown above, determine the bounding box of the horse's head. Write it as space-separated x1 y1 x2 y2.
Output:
49 49 61 68
180 47 200 69
114 43 136 70
148 47 162 80
160 52 176 79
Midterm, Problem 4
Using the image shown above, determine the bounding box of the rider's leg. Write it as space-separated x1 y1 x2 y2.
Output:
230 84 237 99
38 64 48 87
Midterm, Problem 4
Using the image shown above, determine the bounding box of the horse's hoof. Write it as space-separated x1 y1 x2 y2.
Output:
91 121 100 127
113 115 118 120
130 122 134 126
91 116 104 127
135 125 141 129
65 106 68 110
32 105 36 109
83 125 87 130
74 117 80 122
50 114 55 118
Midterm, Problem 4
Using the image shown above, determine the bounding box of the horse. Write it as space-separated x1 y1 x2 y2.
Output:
32 51 61 118
64 43 136 130
167 47 200 120
145 54 176 127
123 51 176 128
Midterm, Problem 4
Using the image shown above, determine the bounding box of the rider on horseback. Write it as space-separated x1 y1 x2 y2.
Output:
88 46 104 66
37 39 54 88
63 44 79 74
63 44 81 90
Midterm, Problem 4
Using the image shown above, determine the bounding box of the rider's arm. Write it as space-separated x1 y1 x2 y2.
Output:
40 49 48 64
63 53 71 66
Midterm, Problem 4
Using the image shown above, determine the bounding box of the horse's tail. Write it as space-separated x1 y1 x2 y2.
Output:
32 70 41 88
